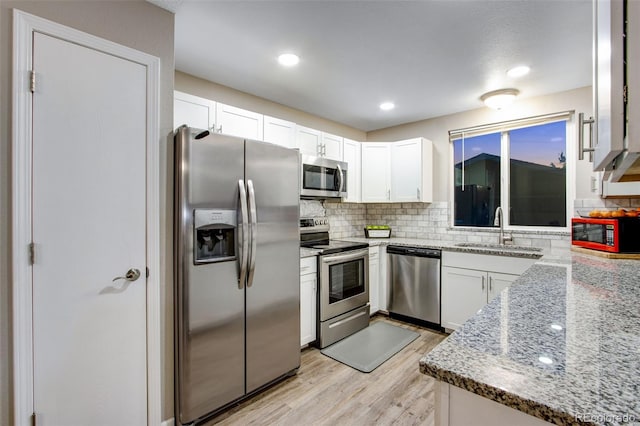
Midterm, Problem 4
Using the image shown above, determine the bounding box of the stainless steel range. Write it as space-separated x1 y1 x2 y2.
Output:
300 217 370 348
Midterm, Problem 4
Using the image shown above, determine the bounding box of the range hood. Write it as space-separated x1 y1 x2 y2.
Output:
608 156 640 182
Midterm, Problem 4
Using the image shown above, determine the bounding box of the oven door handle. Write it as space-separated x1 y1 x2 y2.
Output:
321 249 369 265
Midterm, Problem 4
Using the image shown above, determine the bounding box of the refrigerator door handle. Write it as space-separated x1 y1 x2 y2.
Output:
238 179 249 289
246 179 258 287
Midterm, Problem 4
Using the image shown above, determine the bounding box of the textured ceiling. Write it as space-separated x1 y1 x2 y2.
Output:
162 0 592 132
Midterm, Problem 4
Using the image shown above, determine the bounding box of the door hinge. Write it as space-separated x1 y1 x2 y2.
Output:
146 267 149 278
31 412 36 426
30 70 36 93
28 242 35 265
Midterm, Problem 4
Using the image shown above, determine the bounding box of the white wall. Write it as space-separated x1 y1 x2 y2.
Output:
366 86 596 202
0 2 175 423
176 71 367 141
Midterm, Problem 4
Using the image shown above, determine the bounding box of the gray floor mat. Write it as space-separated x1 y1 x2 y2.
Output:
320 321 419 373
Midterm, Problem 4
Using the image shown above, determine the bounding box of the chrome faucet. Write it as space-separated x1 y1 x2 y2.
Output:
494 206 513 245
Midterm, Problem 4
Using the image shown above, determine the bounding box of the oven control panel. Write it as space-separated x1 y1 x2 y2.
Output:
300 217 329 233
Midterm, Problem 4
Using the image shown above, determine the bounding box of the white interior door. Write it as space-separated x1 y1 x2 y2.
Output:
31 32 147 425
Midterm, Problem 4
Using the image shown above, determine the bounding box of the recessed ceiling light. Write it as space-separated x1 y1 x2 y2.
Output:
278 53 299 67
480 88 520 110
379 102 395 111
507 65 530 78
550 324 563 331
538 356 554 365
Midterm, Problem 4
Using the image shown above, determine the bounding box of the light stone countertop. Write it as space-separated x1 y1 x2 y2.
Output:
333 236 639 425
339 236 547 259
417 247 640 425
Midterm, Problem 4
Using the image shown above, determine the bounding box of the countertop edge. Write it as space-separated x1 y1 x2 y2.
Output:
419 358 581 425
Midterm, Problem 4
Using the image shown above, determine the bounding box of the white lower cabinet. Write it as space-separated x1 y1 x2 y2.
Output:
378 245 388 312
368 246 380 314
300 256 317 347
441 251 535 331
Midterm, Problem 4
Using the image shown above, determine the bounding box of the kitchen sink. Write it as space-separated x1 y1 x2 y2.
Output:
455 242 543 252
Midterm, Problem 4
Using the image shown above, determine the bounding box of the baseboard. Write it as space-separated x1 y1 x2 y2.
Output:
161 418 175 426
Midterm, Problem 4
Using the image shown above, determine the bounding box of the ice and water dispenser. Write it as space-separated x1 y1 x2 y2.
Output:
193 209 236 264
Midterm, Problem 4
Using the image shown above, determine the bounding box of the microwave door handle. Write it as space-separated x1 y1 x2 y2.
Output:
246 179 258 288
238 180 249 289
336 163 344 193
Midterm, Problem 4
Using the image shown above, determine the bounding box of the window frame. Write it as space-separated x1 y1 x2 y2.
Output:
449 111 576 232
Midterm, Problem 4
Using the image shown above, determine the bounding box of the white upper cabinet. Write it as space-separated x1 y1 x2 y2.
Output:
296 126 343 160
361 143 392 202
342 138 362 202
263 115 296 149
592 0 625 171
390 138 433 202
215 103 264 140
321 132 344 161
174 90 216 131
362 138 433 203
296 126 323 157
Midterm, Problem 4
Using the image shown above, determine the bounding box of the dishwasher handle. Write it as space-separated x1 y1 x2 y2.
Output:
386 245 441 258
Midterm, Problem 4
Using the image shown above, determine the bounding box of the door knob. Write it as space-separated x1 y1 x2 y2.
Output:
112 268 141 282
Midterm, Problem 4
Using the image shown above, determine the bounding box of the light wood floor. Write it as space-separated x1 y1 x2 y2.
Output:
206 316 447 426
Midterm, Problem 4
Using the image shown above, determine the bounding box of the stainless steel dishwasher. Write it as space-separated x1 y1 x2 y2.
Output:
387 245 441 329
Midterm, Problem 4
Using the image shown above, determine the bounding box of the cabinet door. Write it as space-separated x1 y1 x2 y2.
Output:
368 247 380 314
391 138 422 202
361 143 391 202
593 0 625 170
322 132 343 161
342 138 361 202
441 267 487 331
300 273 317 347
263 115 296 149
215 103 264 140
173 90 216 130
487 272 519 303
378 245 388 311
296 126 322 157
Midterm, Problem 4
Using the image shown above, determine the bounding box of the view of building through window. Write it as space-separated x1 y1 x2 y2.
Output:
509 121 566 226
452 120 567 228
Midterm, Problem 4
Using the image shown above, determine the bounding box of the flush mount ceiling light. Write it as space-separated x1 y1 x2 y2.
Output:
480 88 520 110
507 65 530 78
538 356 554 365
277 53 299 67
379 102 395 111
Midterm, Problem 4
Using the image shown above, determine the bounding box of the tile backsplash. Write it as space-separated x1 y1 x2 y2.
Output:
302 197 640 250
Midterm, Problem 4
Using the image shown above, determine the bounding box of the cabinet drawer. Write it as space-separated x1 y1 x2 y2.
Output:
300 256 317 275
442 251 535 275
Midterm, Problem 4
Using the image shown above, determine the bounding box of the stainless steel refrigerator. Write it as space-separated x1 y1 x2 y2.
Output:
174 126 300 425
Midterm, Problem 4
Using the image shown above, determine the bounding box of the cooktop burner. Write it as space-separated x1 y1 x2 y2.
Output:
303 239 368 255
300 217 368 254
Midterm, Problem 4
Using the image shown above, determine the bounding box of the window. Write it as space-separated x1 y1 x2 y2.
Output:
451 114 569 229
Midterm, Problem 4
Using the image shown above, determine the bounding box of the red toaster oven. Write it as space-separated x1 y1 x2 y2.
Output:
571 217 640 253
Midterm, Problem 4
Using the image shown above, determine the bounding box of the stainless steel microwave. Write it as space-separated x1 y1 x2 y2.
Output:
300 155 348 199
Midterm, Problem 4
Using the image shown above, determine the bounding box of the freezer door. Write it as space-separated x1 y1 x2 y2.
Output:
245 140 301 393
175 128 246 424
